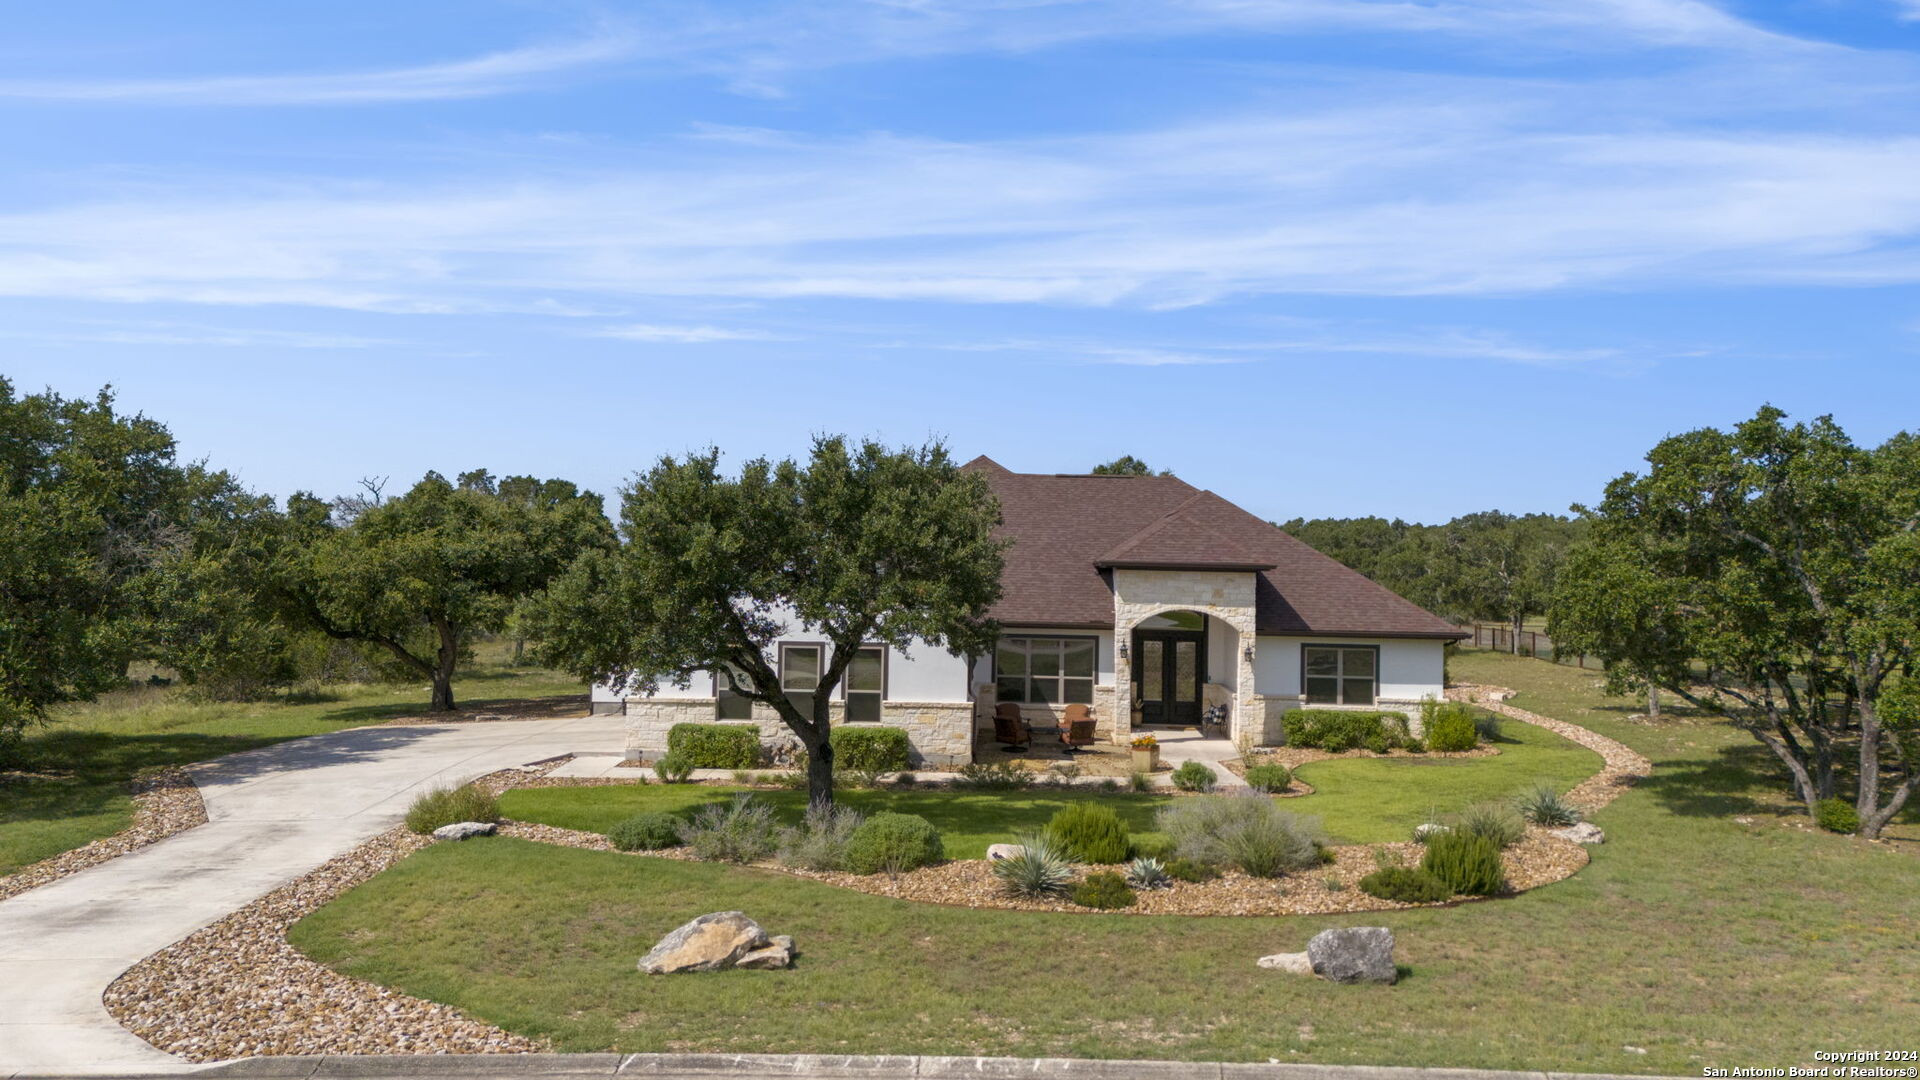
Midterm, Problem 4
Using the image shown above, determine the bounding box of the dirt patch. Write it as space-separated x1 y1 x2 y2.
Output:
0 766 208 902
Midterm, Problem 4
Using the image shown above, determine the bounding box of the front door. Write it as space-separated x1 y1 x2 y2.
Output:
1133 629 1204 726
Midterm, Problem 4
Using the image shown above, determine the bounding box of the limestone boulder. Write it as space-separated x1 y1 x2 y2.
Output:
638 912 770 974
1553 822 1606 845
431 821 497 841
1306 926 1397 985
736 934 796 970
1256 951 1314 975
986 844 1025 861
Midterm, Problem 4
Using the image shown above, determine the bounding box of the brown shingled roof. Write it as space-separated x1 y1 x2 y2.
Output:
963 456 1464 639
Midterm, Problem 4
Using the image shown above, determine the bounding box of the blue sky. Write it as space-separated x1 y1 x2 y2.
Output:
5 0 1920 524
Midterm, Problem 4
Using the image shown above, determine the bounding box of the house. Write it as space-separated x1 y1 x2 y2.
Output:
599 456 1467 767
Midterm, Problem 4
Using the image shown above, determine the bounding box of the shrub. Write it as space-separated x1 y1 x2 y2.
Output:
1422 831 1507 895
1164 856 1219 883
666 723 761 769
1128 770 1154 793
846 812 944 875
1045 801 1132 864
1070 871 1137 909
1815 797 1860 834
676 794 779 863
1424 704 1480 752
778 805 866 870
1047 762 1082 785
1358 865 1453 904
955 761 1034 791
1243 763 1292 793
1473 711 1503 743
1157 793 1323 877
1124 856 1172 890
1454 802 1526 848
653 753 695 783
607 811 684 851
991 832 1074 898
1516 784 1582 827
1098 778 1120 793
1171 760 1216 792
404 784 499 835
832 725 911 772
892 772 917 787
1284 709 1405 753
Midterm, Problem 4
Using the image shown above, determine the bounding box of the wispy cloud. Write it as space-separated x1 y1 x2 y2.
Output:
589 322 785 343
0 321 401 349
0 29 633 105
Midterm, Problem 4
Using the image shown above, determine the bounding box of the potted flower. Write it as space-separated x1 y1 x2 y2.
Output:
1130 733 1160 771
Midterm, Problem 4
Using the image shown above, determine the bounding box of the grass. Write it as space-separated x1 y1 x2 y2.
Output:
293 648 1920 1072
0 660 580 875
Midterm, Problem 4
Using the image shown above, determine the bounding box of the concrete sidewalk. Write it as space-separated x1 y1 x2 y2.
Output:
4 1051 1682 1080
0 714 626 1075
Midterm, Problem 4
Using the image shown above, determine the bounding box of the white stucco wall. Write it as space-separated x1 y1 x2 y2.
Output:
1253 636 1446 701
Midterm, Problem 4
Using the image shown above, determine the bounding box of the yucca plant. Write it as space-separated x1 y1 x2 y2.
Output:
1124 855 1172 890
1516 783 1582 827
991 832 1076 898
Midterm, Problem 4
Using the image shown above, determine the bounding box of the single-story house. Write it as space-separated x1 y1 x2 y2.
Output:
599 456 1467 767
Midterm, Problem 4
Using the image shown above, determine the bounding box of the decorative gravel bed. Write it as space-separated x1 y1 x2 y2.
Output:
1228 743 1498 775
1448 683 1653 812
0 766 208 902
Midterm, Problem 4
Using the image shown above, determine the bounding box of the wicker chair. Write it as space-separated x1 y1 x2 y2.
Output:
992 702 1032 751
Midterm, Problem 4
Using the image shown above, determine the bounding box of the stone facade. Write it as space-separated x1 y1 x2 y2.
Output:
1110 568 1258 746
622 699 975 768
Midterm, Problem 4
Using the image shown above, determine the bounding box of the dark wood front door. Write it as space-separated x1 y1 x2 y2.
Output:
1134 629 1205 726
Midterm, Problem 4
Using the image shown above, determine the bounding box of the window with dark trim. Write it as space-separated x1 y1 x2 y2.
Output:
844 645 885 723
714 666 753 721
1303 645 1377 706
995 636 1095 705
780 644 822 721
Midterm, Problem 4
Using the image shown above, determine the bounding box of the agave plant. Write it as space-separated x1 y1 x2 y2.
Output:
1516 783 1583 827
1124 855 1172 890
991 832 1076 899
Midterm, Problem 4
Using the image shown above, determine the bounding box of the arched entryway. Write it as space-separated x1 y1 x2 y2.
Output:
1131 611 1207 728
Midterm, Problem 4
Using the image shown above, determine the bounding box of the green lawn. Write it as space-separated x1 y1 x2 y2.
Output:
0 663 581 875
293 649 1920 1073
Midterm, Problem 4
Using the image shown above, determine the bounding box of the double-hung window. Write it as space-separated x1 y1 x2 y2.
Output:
844 646 885 723
780 644 822 721
1303 645 1377 706
714 666 754 720
995 637 1095 705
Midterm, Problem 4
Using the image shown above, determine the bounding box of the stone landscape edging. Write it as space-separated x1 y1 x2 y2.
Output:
1444 684 1653 813
0 765 208 902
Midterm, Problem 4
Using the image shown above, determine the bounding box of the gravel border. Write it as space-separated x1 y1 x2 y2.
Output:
1447 683 1653 812
0 765 208 902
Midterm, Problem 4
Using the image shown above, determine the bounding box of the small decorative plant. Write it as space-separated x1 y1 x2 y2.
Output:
1171 760 1216 792
992 832 1075 898
1421 831 1507 896
608 811 684 852
1243 763 1292 793
1814 797 1860 834
1070 871 1137 909
1045 801 1132 863
1358 865 1453 904
1124 855 1172 890
1130 734 1158 750
1516 783 1582 827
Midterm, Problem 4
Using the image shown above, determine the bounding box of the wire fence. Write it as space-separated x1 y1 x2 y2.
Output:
1462 622 1597 669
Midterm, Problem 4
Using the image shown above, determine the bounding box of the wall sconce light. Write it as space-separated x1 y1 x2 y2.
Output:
1117 640 1129 661
1242 642 1255 663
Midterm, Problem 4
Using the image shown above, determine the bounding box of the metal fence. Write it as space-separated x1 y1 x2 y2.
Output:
1464 622 1595 669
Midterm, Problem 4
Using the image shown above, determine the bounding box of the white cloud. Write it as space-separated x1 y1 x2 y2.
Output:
590 323 784 343
0 30 633 105
0 321 400 349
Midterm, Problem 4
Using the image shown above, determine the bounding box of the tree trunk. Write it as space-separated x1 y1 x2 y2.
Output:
1647 683 1660 719
430 617 459 713
1510 614 1524 655
806 736 836 812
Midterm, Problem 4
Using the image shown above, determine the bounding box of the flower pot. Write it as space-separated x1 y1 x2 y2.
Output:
1131 747 1160 772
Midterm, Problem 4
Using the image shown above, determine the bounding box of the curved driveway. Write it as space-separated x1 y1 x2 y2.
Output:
0 712 625 1075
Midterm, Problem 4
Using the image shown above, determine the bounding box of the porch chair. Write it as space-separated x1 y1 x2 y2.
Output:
992 702 1033 752
1058 704 1098 754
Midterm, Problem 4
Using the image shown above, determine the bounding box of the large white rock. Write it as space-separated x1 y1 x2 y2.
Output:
1256 952 1314 975
1552 822 1606 845
639 912 777 974
986 844 1026 861
1307 927 1398 985
432 821 497 841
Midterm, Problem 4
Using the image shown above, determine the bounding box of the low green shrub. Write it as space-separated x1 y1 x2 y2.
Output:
1045 801 1132 863
1516 784 1581 827
1815 797 1861 834
404 784 499 835
607 811 684 851
1422 831 1507 895
1171 760 1217 792
777 805 866 870
1164 856 1219 883
1128 770 1154 793
1358 865 1453 904
677 794 778 863
1284 709 1406 753
1473 711 1503 743
846 812 944 874
1424 704 1480 752
666 723 761 769
992 832 1075 898
954 761 1034 790
1070 871 1137 909
832 725 911 772
653 752 695 783
1157 793 1323 877
1454 802 1526 848
1243 763 1292 793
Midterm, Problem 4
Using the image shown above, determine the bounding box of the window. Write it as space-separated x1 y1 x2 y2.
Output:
1303 645 1377 706
780 644 822 721
714 666 753 721
844 645 885 723
996 637 1095 705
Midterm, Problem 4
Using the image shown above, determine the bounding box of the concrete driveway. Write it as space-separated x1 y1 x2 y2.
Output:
0 712 626 1075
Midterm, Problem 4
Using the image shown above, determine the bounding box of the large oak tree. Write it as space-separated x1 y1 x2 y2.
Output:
530 437 1005 809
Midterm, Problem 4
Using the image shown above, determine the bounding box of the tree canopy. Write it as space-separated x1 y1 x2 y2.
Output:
530 436 1006 808
1549 407 1920 837
1091 455 1170 476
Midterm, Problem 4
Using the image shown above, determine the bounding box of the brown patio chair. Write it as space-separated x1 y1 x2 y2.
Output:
992 702 1032 752
1059 704 1097 753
